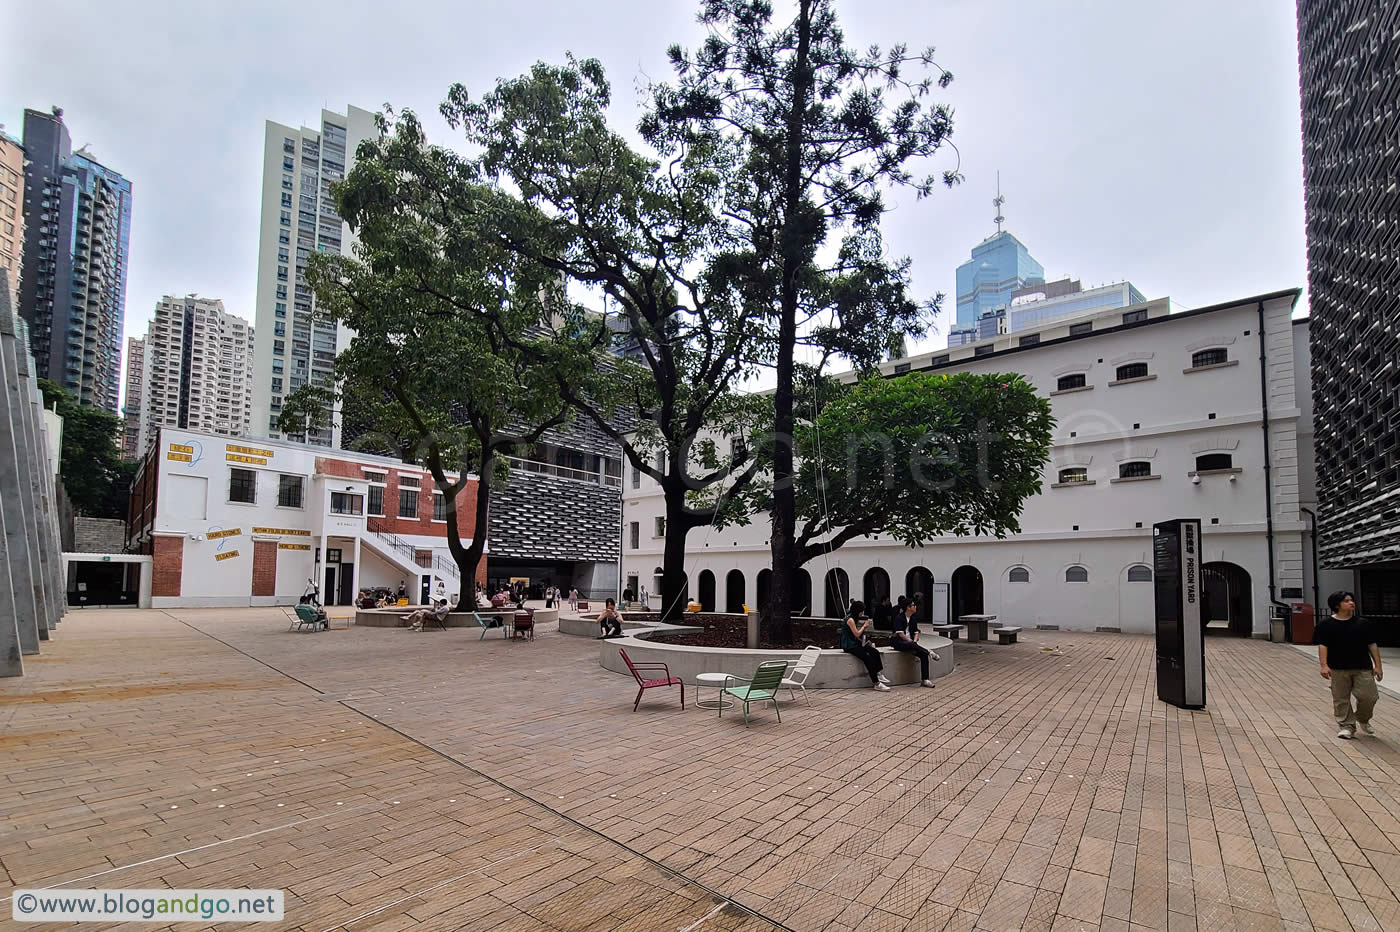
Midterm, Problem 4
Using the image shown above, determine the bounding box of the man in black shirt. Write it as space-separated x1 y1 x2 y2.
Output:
1313 591 1384 739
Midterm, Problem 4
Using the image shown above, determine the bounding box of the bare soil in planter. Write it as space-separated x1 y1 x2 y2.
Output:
648 615 853 650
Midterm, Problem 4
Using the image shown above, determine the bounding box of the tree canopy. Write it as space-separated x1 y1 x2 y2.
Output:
38 379 128 518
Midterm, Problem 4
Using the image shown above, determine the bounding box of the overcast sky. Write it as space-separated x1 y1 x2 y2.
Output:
4 0 1307 364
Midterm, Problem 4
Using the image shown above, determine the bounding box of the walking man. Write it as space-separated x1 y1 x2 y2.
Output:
1315 591 1383 739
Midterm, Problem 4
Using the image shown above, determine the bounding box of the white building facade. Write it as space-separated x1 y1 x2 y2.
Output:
126 426 486 609
623 289 1336 637
249 106 376 448
134 295 253 452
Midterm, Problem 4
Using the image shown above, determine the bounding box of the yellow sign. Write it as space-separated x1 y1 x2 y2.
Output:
253 526 311 537
207 528 241 540
278 543 312 551
226 453 268 465
214 550 240 562
169 443 194 454
227 443 273 458
167 452 192 462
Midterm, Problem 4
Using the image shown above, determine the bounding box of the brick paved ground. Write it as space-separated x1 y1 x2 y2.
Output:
3 609 1399 932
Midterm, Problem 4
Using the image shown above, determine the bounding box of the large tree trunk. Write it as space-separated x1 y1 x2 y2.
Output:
436 450 492 604
658 487 692 622
768 0 815 646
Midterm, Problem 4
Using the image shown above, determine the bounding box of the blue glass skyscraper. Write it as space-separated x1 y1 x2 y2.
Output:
954 231 1044 329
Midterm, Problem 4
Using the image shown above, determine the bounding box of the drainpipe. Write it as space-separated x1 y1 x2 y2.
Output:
1258 301 1293 637
1300 505 1321 612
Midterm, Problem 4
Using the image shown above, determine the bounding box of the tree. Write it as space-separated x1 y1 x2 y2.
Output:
439 60 773 620
38 379 127 517
278 116 571 592
788 372 1053 567
647 0 960 640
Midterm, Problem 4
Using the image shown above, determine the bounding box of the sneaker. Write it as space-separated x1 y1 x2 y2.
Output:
873 682 891 692
877 673 891 685
1359 721 1375 736
921 679 936 688
929 651 941 662
1338 726 1356 739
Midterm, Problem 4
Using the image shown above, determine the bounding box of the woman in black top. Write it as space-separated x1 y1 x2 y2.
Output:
841 600 889 691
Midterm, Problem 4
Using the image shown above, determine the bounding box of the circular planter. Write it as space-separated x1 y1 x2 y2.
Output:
558 612 954 687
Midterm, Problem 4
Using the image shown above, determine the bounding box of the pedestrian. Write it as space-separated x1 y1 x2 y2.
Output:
890 599 938 688
544 585 554 608
597 598 624 639
841 600 888 691
871 594 894 631
569 588 579 612
639 585 649 608
395 580 406 601
1315 591 1383 739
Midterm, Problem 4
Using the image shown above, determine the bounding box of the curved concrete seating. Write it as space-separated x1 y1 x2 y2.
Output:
557 610 955 688
354 607 559 629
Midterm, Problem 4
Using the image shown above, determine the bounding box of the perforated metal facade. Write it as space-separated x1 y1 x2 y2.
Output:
1298 0 1400 572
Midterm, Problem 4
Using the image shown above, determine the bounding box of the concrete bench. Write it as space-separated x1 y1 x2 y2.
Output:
996 626 1023 644
930 624 967 640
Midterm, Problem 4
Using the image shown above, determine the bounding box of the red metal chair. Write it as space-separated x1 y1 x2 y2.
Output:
619 649 685 711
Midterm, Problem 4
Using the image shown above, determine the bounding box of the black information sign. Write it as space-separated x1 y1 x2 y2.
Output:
1153 519 1206 709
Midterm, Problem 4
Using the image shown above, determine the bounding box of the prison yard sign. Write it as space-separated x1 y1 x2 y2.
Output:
1153 518 1206 710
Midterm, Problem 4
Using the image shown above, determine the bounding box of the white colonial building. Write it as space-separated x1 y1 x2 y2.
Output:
622 288 1346 636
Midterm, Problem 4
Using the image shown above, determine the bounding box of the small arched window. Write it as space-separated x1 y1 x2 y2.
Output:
1127 565 1153 582
1195 453 1233 471
1057 373 1087 391
1008 567 1030 583
1119 461 1152 479
1058 467 1089 484
1115 362 1149 381
1192 348 1228 368
1065 566 1089 583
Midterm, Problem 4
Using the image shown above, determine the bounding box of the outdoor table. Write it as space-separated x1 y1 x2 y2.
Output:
958 614 998 642
695 672 734 710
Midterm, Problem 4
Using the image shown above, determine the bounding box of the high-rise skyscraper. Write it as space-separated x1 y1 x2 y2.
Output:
0 128 25 313
121 335 145 459
18 107 132 413
1297 0 1400 636
954 232 1044 329
250 106 376 448
134 295 254 452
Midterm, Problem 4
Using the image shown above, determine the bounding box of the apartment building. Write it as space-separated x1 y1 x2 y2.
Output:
0 129 24 312
133 296 253 453
249 106 376 448
120 335 144 458
623 289 1353 638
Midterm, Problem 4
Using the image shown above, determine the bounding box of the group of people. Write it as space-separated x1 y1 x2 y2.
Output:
841 595 940 691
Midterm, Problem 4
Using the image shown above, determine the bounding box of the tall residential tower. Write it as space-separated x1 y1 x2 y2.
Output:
0 128 24 312
18 107 132 413
121 335 145 459
249 106 376 448
1297 0 1400 640
134 295 254 452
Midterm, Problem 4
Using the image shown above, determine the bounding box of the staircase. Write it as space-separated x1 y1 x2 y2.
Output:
364 518 461 581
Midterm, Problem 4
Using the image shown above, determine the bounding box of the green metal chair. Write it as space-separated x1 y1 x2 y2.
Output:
720 660 789 726
472 612 510 639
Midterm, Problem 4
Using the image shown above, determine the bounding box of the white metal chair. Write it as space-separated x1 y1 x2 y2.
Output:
780 645 823 706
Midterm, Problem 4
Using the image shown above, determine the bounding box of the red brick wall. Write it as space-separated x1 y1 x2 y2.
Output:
251 540 277 597
316 456 482 544
152 535 184 597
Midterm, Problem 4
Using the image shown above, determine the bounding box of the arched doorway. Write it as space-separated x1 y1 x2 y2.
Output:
697 570 716 612
1203 562 1252 636
905 566 934 615
951 565 984 619
756 569 772 615
863 567 891 609
793 568 812 617
824 567 851 618
725 569 746 614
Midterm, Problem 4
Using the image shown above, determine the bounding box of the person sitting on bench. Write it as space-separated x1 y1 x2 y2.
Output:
890 599 939 688
597 599 624 639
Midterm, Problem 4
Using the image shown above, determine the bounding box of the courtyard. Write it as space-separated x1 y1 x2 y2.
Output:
2 610 1398 932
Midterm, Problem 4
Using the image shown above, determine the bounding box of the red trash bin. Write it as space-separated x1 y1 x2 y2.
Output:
1289 603 1315 644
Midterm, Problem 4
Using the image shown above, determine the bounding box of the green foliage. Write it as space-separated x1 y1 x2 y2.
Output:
788 372 1054 563
38 378 128 517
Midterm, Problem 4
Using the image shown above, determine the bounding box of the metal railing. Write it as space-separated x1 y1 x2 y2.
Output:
364 518 459 580
504 455 621 487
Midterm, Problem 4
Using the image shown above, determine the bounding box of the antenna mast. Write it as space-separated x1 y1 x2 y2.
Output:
993 171 1006 234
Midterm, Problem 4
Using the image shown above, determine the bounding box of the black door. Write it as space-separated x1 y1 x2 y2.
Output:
339 564 355 605
323 567 337 606
951 565 984 619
